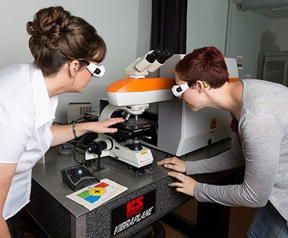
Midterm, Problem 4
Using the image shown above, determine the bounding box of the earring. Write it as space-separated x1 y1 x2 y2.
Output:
203 82 209 88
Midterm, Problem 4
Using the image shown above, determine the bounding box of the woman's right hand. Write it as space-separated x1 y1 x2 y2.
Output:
88 118 125 134
157 157 186 173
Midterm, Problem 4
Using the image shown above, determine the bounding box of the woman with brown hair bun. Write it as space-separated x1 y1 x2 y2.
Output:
0 6 123 237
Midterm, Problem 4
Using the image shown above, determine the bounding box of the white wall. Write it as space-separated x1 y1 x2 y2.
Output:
187 0 228 53
137 0 152 57
269 18 288 50
186 0 269 79
227 2 269 78
0 0 143 122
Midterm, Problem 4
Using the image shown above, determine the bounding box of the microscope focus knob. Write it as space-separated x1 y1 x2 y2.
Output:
88 141 107 154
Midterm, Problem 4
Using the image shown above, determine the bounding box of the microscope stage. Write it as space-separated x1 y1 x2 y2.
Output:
117 117 156 132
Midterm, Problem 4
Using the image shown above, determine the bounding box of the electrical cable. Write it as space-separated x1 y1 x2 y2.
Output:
73 135 88 165
56 143 75 155
55 113 99 163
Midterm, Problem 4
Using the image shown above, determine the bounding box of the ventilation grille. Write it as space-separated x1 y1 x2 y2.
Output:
235 0 288 19
255 7 288 19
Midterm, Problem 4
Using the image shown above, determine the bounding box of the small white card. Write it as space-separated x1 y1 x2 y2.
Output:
66 178 128 210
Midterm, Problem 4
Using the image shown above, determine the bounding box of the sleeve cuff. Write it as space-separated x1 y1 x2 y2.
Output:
185 161 194 175
185 160 205 175
194 182 205 202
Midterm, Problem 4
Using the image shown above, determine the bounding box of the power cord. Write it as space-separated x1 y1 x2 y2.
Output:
72 133 99 165
55 113 99 162
57 143 75 155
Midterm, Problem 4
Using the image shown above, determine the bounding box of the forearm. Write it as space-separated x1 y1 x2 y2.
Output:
193 117 281 207
194 183 268 207
50 123 91 146
50 117 124 146
185 150 243 175
192 150 277 207
191 115 282 208
0 217 11 238
185 133 244 175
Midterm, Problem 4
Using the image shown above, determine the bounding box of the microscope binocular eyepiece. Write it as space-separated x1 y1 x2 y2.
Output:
135 48 174 73
145 48 174 64
145 48 163 63
157 48 174 64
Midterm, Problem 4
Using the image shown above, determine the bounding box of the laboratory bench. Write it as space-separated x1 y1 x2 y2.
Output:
25 138 241 238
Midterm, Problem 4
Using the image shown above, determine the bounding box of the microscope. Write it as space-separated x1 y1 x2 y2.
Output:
85 49 174 168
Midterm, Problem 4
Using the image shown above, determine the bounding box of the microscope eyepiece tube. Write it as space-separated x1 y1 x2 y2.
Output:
157 48 174 64
135 48 163 72
146 48 162 63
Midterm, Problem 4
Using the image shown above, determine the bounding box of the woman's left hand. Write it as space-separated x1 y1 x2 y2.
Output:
168 171 198 196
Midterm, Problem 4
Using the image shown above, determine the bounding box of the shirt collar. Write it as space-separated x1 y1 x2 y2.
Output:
30 64 58 128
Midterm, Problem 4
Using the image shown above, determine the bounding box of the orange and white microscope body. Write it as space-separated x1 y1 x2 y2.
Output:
86 51 240 167
86 50 174 168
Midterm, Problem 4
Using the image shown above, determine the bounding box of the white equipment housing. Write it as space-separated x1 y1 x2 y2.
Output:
85 134 154 168
86 49 175 168
150 54 237 156
86 51 238 167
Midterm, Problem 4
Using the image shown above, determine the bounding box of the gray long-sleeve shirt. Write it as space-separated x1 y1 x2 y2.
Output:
185 79 288 221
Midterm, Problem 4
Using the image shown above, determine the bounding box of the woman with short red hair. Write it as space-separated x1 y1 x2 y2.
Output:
158 46 288 238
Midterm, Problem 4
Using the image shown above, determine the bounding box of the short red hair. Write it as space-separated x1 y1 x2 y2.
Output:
175 46 228 88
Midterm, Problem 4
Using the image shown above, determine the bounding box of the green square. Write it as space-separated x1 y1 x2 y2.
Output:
77 190 90 198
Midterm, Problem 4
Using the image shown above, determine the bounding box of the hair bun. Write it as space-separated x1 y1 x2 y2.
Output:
26 6 71 49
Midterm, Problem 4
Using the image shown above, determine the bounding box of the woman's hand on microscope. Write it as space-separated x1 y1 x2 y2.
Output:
167 171 198 196
157 157 186 173
88 117 125 133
